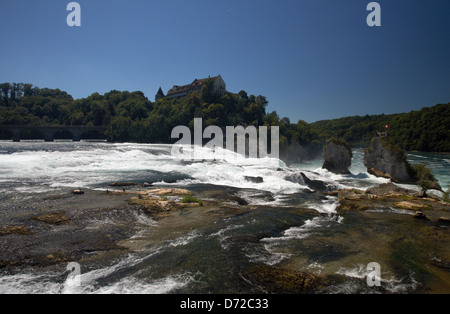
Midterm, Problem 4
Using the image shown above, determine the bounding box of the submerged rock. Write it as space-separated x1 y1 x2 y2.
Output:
414 211 429 220
109 182 137 187
322 138 352 174
31 212 71 225
244 264 327 294
0 226 32 236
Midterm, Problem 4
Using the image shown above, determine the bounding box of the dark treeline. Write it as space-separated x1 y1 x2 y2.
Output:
1 82 449 161
310 103 450 152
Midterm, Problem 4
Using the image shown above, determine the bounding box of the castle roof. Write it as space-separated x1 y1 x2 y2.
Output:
167 75 221 96
156 87 165 97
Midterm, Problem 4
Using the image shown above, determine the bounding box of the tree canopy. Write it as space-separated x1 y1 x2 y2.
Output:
1 82 448 160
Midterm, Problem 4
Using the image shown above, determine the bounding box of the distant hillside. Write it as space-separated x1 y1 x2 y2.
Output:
310 103 450 152
1 82 448 155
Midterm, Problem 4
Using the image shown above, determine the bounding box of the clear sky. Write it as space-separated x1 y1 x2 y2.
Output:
0 0 449 122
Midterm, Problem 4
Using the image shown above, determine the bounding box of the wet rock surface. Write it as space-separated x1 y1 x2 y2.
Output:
31 212 71 225
364 138 415 183
335 183 450 221
243 264 328 294
322 138 352 174
1 182 450 293
284 171 331 192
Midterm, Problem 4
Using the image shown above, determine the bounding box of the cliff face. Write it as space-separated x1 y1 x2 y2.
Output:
322 138 352 174
363 138 415 183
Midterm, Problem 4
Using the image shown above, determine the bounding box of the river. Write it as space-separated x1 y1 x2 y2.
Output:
0 141 449 294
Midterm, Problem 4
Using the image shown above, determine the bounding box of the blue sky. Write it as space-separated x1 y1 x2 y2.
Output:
0 0 449 122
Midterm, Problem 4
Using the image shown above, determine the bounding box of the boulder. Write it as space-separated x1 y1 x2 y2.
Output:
284 171 329 192
413 211 429 220
300 173 328 192
322 138 352 174
244 176 264 183
229 195 249 206
438 217 450 224
363 138 415 183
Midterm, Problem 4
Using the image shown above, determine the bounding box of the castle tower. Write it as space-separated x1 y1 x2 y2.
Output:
155 87 165 101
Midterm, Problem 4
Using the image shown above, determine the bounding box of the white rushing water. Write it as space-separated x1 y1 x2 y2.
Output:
0 142 403 198
0 141 448 294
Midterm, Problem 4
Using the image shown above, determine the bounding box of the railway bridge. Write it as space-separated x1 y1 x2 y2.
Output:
0 125 106 142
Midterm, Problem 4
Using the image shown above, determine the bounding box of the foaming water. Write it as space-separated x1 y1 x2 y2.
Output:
1 141 449 294
1 142 446 197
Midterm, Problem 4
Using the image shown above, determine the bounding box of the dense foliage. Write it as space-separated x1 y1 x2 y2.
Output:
310 103 450 152
1 82 448 157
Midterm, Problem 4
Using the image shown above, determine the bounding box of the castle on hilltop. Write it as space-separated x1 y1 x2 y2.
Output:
155 75 227 101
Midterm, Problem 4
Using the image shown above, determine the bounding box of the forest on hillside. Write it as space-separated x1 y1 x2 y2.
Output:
1 82 449 161
309 103 450 152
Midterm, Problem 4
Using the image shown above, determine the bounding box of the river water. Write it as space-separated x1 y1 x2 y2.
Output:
0 141 449 294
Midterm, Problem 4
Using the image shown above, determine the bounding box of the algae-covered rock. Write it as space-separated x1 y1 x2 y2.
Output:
0 226 32 236
128 190 201 217
244 264 327 294
31 212 71 225
149 188 192 196
394 201 433 211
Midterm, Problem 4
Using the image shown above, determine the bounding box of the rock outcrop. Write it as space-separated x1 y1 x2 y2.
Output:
284 171 330 192
244 176 264 183
322 138 352 174
363 138 415 183
300 173 329 192
126 188 201 217
333 182 450 223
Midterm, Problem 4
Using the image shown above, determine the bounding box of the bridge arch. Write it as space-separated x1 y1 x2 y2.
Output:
0 125 106 142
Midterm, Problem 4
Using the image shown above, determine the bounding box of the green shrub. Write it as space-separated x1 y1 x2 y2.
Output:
180 195 203 206
412 163 437 182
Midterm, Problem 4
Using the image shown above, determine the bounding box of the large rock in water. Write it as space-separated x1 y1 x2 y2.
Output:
284 171 330 192
363 137 415 183
322 138 352 174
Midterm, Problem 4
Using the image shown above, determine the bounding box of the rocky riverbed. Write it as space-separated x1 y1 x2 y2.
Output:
1 181 449 294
